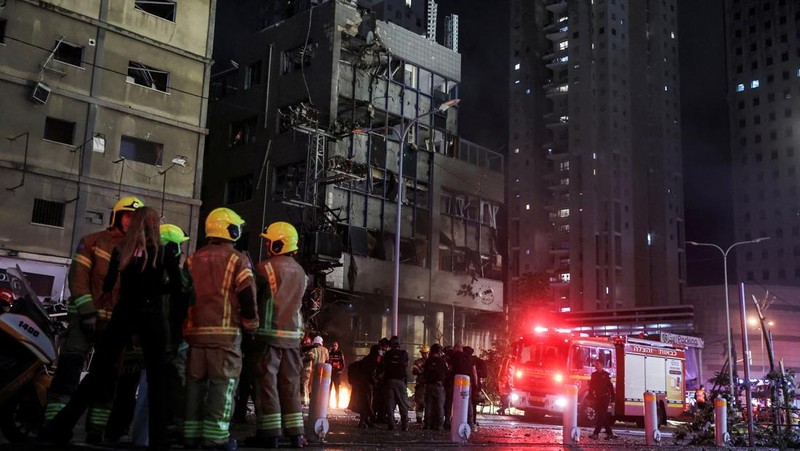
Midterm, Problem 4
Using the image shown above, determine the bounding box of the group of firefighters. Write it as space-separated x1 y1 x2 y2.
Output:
38 196 310 450
32 195 498 451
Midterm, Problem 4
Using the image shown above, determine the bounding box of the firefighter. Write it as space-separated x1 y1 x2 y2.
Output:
588 359 617 440
44 196 143 443
182 208 259 450
412 345 430 424
247 221 307 448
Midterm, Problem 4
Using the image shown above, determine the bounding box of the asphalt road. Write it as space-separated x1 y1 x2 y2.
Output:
3 407 723 450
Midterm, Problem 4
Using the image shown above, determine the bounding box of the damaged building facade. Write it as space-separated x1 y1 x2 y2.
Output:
0 1 214 299
207 0 504 353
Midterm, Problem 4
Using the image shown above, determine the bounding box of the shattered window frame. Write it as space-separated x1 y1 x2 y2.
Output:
127 61 170 93
43 116 76 145
244 60 261 90
120 135 164 166
225 173 254 205
229 116 258 148
281 43 315 74
53 40 84 68
439 188 502 279
134 0 177 22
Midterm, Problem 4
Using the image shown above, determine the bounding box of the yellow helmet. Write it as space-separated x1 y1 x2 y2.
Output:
261 221 299 255
205 208 245 242
110 196 144 226
419 345 430 353
160 224 190 246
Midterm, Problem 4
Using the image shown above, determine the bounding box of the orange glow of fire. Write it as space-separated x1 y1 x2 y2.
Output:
329 386 351 409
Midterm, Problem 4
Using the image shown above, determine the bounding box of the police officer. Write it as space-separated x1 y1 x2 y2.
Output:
182 208 259 450
423 343 448 430
412 345 429 423
248 222 307 448
588 359 617 440
382 336 410 431
45 196 143 443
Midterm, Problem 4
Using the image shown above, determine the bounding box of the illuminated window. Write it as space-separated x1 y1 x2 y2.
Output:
751 79 760 88
514 63 520 70
736 84 745 92
558 41 568 51
558 209 569 217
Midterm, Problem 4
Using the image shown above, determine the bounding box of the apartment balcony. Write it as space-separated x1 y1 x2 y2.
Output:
546 25 569 41
544 83 569 98
545 0 567 14
549 242 569 255
546 55 569 70
545 146 569 161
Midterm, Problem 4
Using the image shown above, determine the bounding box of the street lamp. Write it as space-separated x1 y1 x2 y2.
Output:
748 316 774 376
687 237 770 402
354 98 460 336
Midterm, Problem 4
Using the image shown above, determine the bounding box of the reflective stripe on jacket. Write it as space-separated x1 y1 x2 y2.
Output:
254 255 306 349
68 228 125 320
183 242 258 347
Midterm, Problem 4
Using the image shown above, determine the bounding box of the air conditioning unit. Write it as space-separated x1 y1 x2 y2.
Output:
31 82 51 104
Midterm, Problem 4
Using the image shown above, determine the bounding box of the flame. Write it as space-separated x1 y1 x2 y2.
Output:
329 386 351 409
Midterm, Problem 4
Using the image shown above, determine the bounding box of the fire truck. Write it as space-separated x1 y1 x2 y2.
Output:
500 328 686 426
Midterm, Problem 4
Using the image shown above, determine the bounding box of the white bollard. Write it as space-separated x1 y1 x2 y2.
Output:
714 398 729 446
562 384 579 445
643 391 661 445
307 363 332 442
450 375 471 443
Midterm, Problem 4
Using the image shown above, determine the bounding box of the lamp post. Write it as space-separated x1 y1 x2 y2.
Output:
355 99 460 336
687 237 770 403
748 316 774 376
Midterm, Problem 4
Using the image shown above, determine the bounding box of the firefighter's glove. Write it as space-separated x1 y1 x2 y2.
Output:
80 314 97 339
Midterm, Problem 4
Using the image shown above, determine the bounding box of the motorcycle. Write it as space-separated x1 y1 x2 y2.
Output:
0 266 62 442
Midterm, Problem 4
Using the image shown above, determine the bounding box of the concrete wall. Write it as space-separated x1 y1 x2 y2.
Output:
0 0 213 262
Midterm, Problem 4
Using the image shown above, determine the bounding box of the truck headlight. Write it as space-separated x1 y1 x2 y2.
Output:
555 397 567 408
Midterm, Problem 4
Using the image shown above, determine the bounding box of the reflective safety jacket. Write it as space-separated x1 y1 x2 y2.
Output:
182 242 258 347
253 255 306 349
68 228 125 321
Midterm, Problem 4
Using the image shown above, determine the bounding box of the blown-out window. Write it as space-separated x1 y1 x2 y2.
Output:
120 135 164 166
127 61 170 92
134 0 176 22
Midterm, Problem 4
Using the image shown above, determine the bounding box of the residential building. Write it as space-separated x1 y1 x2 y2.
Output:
724 0 800 286
207 0 504 353
0 0 214 295
508 0 686 313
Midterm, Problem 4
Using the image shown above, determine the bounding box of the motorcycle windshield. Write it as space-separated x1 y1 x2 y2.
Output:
6 266 52 328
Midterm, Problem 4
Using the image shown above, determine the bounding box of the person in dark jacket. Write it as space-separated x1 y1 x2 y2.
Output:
588 359 617 440
381 336 410 431
423 344 448 430
328 341 346 408
348 345 381 428
41 207 180 451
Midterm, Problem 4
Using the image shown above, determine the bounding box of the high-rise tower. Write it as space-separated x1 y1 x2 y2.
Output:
508 0 686 313
724 0 800 286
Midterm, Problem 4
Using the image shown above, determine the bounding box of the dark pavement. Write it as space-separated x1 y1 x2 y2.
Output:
0 408 766 450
